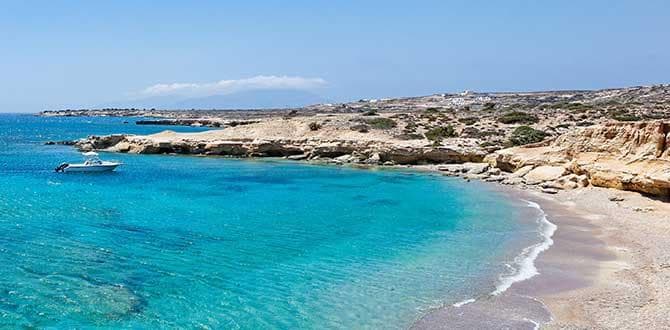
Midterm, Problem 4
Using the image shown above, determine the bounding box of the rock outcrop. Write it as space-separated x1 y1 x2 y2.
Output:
75 126 487 166
486 121 670 196
72 117 670 197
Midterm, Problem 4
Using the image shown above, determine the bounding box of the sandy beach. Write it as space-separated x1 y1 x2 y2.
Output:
534 187 670 329
413 183 670 329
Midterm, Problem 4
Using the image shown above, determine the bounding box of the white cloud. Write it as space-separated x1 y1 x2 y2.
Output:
138 75 327 98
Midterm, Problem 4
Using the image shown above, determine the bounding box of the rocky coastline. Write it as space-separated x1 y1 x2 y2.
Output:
41 84 670 329
39 84 670 329
44 84 670 197
69 118 670 198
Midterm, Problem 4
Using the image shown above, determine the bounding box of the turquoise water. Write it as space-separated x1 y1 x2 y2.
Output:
0 114 540 328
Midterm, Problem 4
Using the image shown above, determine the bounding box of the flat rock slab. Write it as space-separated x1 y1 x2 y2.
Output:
524 165 567 185
462 162 489 174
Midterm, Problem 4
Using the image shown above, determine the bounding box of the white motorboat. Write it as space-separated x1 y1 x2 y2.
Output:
55 152 122 173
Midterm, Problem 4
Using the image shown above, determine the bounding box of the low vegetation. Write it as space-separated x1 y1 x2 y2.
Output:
460 127 499 138
424 125 456 141
509 126 547 146
360 117 397 129
396 133 424 140
458 117 478 125
308 122 322 131
610 110 641 122
576 121 595 127
497 111 539 124
482 102 496 111
350 124 369 133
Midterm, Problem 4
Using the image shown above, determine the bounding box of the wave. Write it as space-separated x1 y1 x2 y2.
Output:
452 298 476 308
453 199 557 308
492 200 557 295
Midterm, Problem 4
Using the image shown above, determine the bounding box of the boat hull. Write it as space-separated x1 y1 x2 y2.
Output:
63 163 120 172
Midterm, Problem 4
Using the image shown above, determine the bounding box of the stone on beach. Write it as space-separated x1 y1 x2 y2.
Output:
523 166 568 185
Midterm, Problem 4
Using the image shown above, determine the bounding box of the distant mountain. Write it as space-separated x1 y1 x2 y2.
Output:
174 89 327 109
102 89 328 110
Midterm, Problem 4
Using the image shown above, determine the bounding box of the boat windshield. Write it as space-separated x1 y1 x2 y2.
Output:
84 158 103 165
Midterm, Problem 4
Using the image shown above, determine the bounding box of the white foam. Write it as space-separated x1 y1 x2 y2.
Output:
452 298 476 308
492 200 557 296
523 317 540 330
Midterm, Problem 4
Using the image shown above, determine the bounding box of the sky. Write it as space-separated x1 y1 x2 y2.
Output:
1 0 669 112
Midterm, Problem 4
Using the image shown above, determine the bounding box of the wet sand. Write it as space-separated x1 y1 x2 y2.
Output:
413 185 670 329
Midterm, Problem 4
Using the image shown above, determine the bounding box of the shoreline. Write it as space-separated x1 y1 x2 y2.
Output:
142 157 640 328
528 187 670 328
61 148 670 327
410 174 670 329
56 135 670 327
411 182 608 329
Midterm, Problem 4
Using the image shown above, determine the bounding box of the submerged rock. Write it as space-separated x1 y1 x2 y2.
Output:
287 154 309 160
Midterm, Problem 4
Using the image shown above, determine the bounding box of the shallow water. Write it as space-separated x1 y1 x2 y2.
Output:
0 114 543 328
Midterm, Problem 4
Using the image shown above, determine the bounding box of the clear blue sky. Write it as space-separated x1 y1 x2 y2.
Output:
1 0 669 112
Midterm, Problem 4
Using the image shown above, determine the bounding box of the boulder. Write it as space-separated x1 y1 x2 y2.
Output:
484 175 506 182
524 166 568 185
487 167 501 176
366 153 381 164
335 154 355 163
462 162 489 175
510 165 535 178
437 164 465 173
502 177 525 185
540 181 564 190
576 175 590 187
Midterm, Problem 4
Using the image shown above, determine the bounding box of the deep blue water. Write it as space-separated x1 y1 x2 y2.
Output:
0 114 541 328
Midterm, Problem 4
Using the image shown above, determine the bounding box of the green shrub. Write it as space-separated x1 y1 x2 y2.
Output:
351 124 369 133
361 109 378 116
308 122 322 131
479 141 500 147
396 133 424 140
482 102 496 111
424 107 440 113
643 112 670 119
423 114 438 122
460 127 499 138
424 125 456 141
576 121 595 127
566 102 593 113
509 126 547 146
498 111 539 124
610 111 641 121
361 117 397 129
597 100 622 107
458 117 478 125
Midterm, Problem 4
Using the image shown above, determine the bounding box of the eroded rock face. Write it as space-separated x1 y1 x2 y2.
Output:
76 134 128 151
75 134 486 165
72 120 670 197
487 121 670 196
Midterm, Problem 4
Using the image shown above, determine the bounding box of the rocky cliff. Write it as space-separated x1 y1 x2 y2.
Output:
487 121 670 196
74 116 487 165
73 117 670 197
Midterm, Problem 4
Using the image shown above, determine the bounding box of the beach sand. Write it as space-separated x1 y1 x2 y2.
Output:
413 185 670 329
534 187 670 329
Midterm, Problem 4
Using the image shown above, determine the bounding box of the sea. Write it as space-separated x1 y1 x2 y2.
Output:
0 114 552 328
